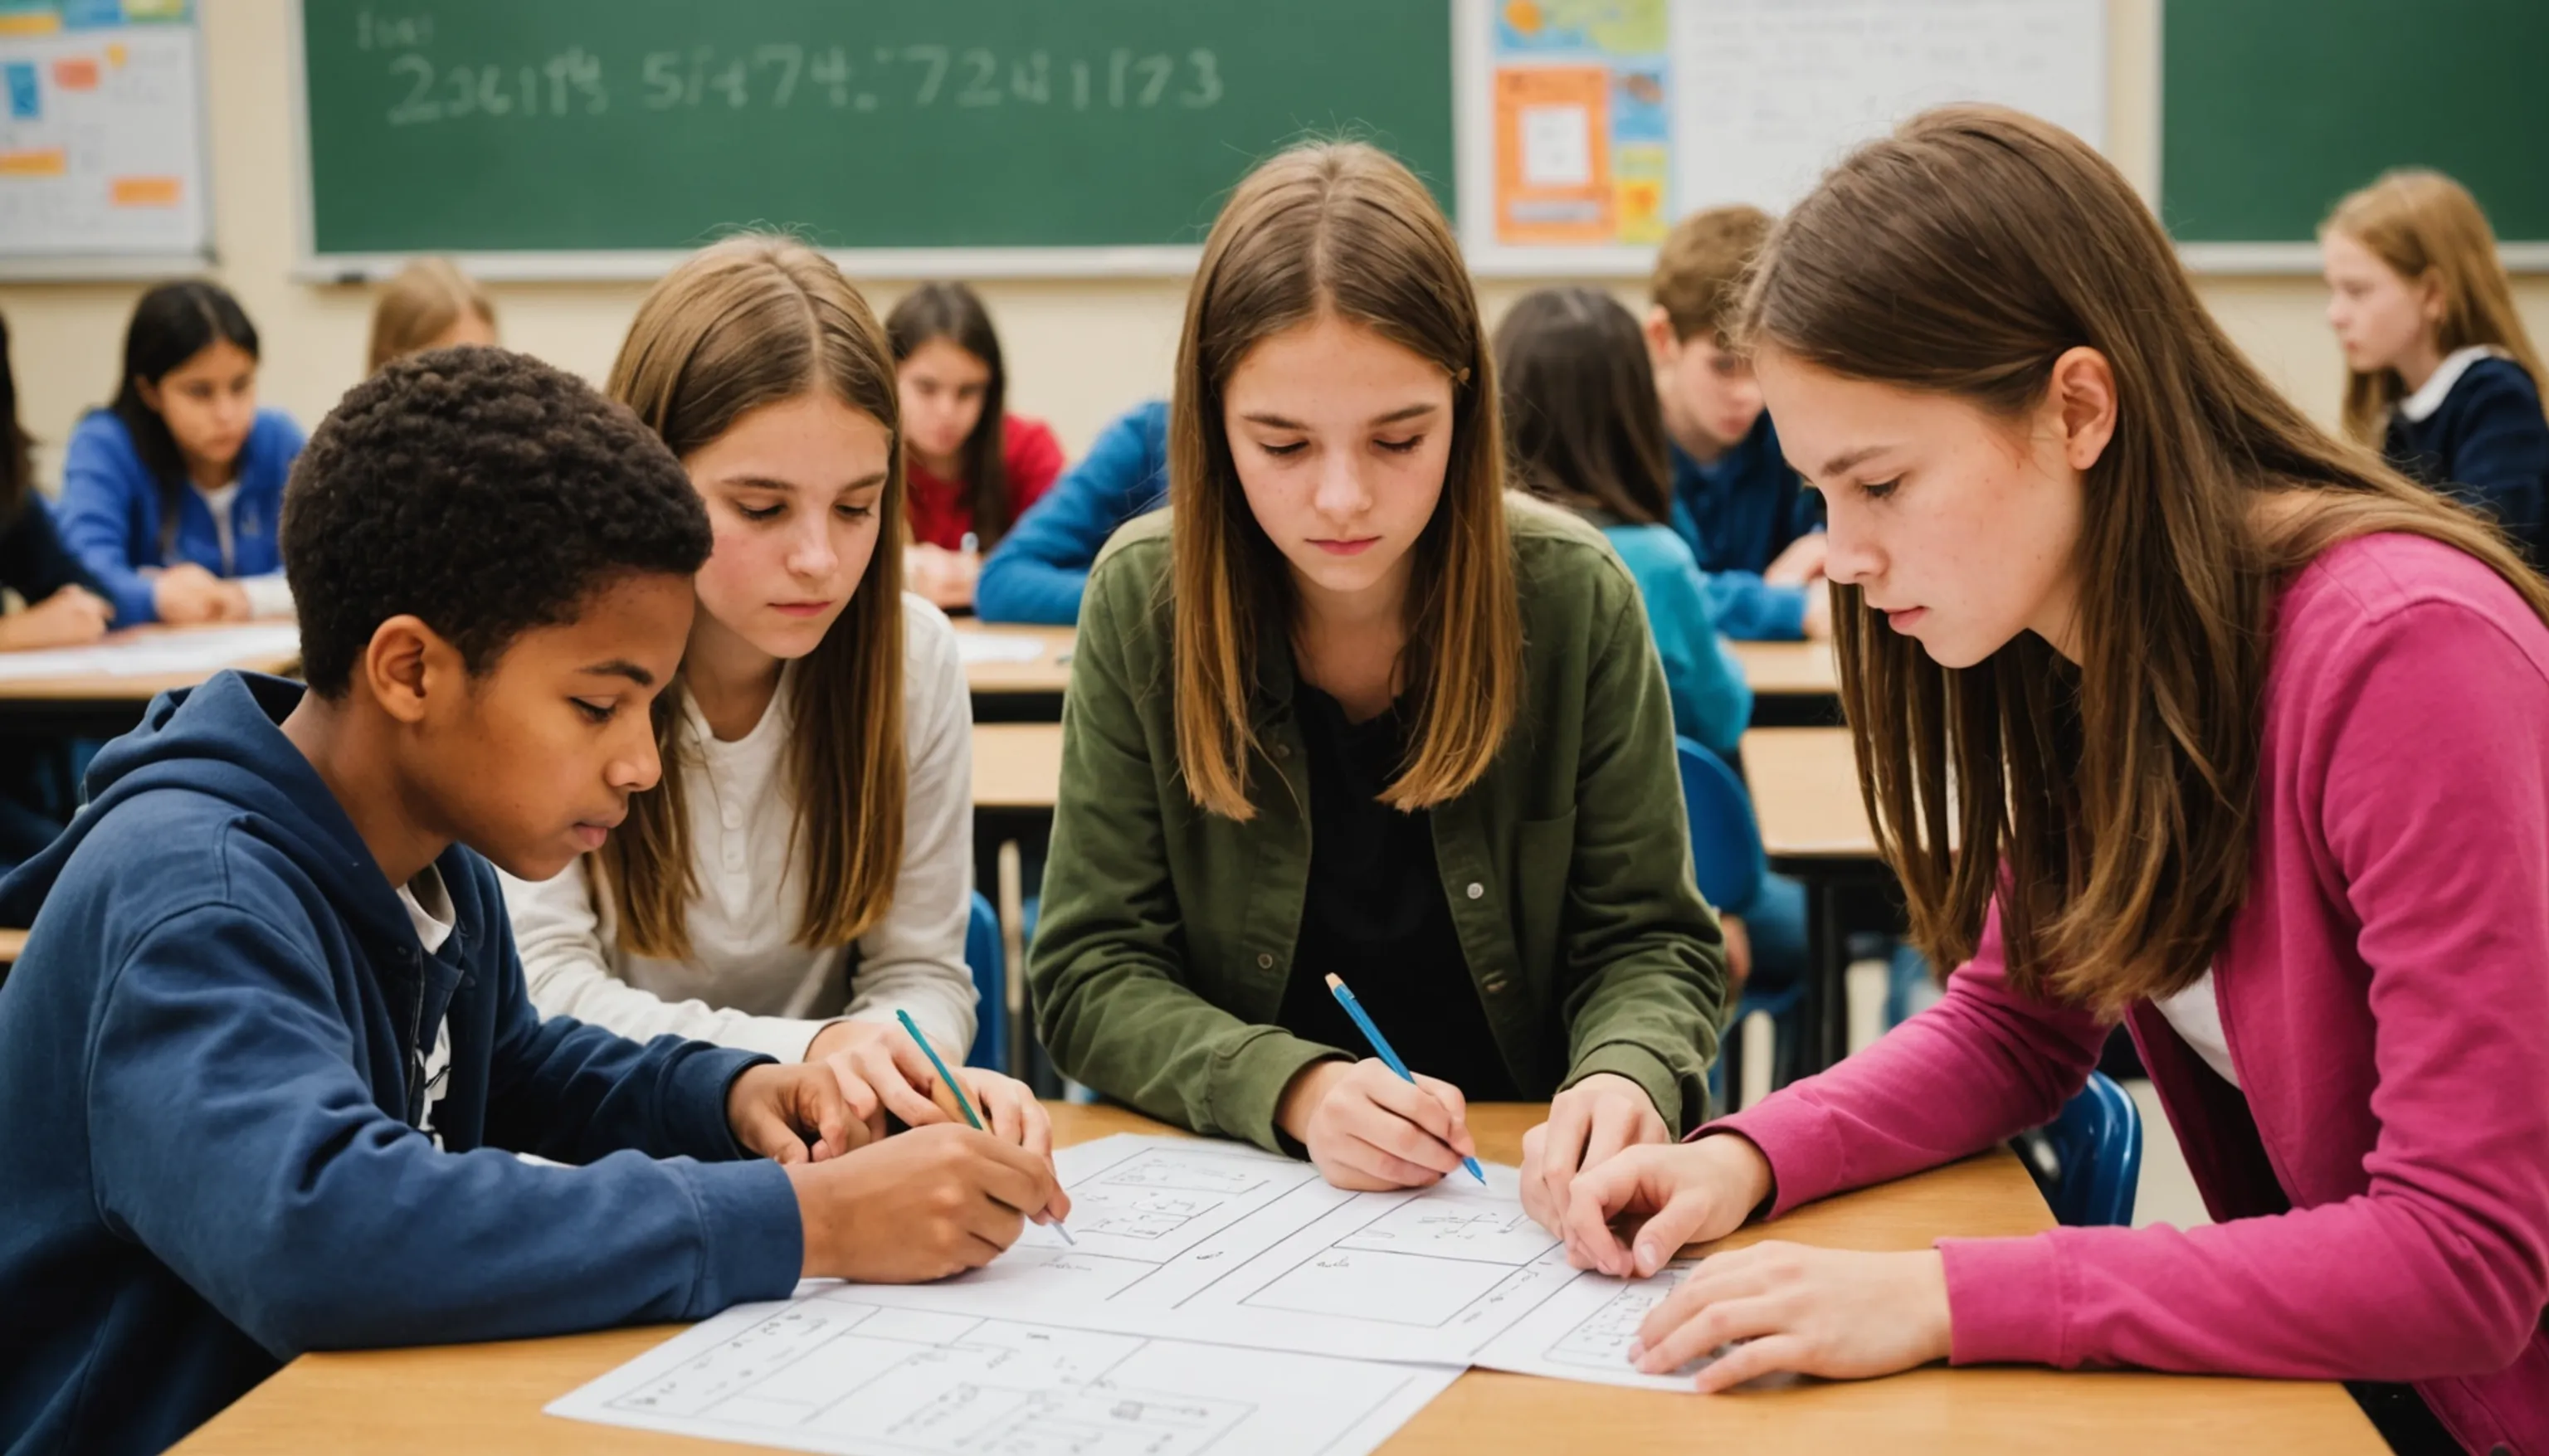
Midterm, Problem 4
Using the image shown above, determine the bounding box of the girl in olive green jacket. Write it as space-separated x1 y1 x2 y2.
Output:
1031 141 1728 1207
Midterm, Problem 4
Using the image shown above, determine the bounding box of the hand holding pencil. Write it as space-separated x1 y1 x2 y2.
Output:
1271 974 1484 1192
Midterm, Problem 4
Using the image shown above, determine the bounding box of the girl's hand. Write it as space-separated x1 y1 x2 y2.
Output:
808 1022 1069 1223
724 1061 863 1164
1518 1073 1670 1237
1552 1134 1772 1274
0 585 113 651
152 562 232 624
1277 1058 1478 1190
1630 1242 1952 1393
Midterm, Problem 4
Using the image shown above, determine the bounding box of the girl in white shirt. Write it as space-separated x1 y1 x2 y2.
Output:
502 236 1046 1152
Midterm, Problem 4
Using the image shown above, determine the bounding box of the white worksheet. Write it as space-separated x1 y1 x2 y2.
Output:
1470 1257 1719 1391
850 1134 1587 1365
951 632 1047 665
546 1290 1463 1456
0 622 298 682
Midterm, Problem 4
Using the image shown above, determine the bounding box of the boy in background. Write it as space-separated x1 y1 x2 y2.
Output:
1646 204 1831 640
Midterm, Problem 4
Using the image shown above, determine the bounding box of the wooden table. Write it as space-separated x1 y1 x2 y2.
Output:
174 1102 2377 1455
953 622 1075 723
0 624 300 738
1725 638 1841 727
971 721 1063 810
1742 727 1892 1074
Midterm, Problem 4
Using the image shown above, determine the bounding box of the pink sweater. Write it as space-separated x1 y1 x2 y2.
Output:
1713 534 2549 1454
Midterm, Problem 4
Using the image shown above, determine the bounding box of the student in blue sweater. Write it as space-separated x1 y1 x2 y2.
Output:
0 348 1063 1456
974 398 1167 624
2324 169 2549 562
57 280 305 626
1645 206 1830 641
1494 285 1800 999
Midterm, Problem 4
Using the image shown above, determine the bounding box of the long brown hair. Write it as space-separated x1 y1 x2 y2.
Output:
367 257 495 374
1745 105 2549 1014
599 235 908 959
1171 141 1521 821
1494 285 1674 526
885 281 1015 545
2325 168 2549 446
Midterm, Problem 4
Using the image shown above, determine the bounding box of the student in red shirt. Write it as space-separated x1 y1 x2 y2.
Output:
885 283 1063 610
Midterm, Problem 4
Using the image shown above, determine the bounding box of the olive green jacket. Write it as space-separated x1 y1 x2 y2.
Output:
1029 499 1728 1152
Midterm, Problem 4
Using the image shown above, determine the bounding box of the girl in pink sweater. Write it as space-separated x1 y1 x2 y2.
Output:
1521 107 2549 1455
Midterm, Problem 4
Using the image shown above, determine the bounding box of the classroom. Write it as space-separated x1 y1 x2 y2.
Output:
1 2 2544 1454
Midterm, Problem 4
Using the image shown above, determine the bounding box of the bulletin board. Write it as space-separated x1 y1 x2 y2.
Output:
0 0 212 278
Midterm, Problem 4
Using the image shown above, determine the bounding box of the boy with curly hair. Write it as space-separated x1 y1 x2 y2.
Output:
0 348 1061 1455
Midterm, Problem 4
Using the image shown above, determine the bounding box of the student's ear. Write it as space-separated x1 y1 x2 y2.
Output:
359 614 465 726
1642 306 1679 365
134 376 164 415
2047 345 2118 473
2416 269 2448 329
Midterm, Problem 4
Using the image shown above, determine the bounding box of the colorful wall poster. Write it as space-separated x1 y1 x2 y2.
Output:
0 0 207 262
1489 0 1669 246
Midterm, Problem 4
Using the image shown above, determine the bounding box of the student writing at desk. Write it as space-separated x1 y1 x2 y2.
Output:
0 349 1062 1456
1529 108 2549 1456
1031 142 1726 1195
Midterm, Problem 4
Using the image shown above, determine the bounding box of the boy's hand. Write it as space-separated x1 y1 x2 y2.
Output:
726 1061 864 1165
1277 1058 1478 1191
787 1124 1070 1283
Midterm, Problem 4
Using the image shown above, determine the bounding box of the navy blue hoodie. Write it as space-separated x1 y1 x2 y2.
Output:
2383 352 2549 562
0 673 802 1455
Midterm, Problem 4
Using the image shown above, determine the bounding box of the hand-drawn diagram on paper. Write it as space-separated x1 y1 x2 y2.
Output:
1472 1257 1728 1390
850 1134 1588 1364
547 1293 1462 1456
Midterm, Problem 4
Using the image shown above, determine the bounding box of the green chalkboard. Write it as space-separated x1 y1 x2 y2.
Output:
2162 0 2549 246
299 0 1455 257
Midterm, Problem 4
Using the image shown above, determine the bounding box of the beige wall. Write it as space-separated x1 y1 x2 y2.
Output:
5 0 2546 486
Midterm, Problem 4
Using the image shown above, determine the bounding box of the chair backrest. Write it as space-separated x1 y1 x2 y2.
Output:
961 891 1009 1072
2032 1069 2143 1226
1676 738 1767 917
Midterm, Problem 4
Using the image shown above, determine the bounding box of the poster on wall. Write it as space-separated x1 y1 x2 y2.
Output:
0 0 210 267
1489 0 1671 248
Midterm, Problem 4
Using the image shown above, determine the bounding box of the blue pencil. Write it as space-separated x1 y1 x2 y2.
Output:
1323 973 1487 1185
895 1010 1073 1244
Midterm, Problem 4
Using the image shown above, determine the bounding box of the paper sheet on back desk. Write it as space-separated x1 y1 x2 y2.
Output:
850 1133 1610 1367
547 1289 1462 1456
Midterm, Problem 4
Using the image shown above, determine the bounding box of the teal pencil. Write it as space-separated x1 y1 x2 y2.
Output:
894 1010 1073 1244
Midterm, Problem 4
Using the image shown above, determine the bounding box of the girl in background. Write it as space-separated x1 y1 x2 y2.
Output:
58 281 302 626
2323 168 2549 561
367 257 498 373
885 282 1062 609
501 237 1054 1163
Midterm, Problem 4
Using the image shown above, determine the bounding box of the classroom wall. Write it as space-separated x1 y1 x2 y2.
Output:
4 0 2547 484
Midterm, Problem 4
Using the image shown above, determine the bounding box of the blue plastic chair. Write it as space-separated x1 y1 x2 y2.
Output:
1677 738 1806 1108
2018 1070 2143 1226
961 891 1010 1073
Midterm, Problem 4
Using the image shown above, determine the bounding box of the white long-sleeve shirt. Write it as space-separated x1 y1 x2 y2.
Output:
501 596 977 1063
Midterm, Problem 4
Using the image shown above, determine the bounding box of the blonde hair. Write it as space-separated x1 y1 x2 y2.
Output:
597 236 908 959
365 258 495 373
1650 204 1774 344
1747 106 2549 1015
2325 169 2549 446
1171 141 1521 821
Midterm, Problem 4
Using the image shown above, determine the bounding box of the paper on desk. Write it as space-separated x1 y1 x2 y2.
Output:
952 632 1046 665
1469 1256 1724 1391
850 1134 1588 1366
546 1288 1464 1456
0 623 300 683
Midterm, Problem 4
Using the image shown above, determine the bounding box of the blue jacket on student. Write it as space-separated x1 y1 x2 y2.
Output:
1667 415 1823 641
56 407 305 626
0 672 802 1456
1600 522 1752 755
2383 349 2549 562
976 400 1170 625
